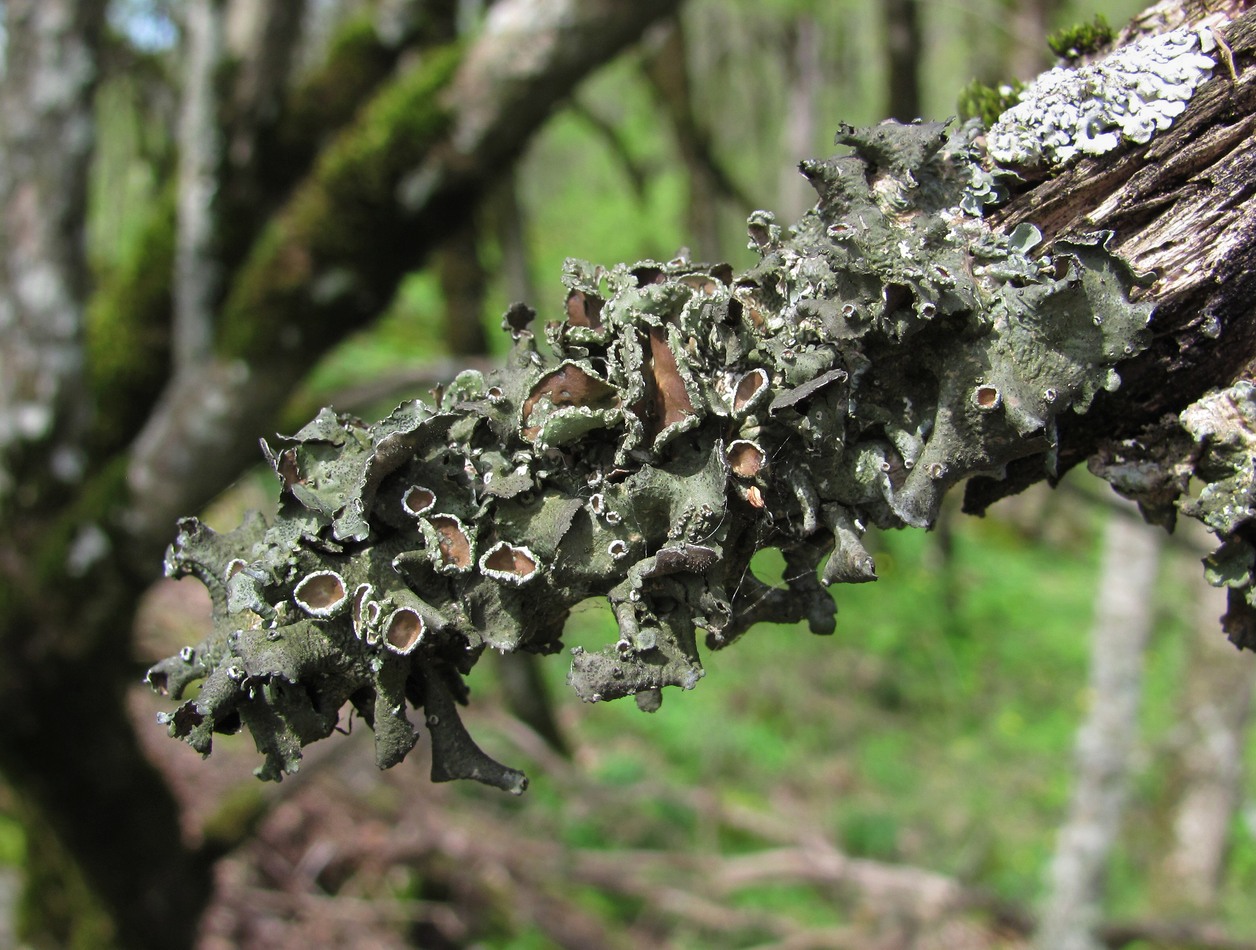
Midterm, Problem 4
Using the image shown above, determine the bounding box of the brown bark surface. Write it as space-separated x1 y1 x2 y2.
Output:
969 2 1256 511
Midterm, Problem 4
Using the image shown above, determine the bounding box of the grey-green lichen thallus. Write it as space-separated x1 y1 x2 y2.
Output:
988 24 1216 166
148 116 1156 791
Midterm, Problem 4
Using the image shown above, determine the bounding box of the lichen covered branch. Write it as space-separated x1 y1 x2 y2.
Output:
1092 381 1256 651
149 119 1153 788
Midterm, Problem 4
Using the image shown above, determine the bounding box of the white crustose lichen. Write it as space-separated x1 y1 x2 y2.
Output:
988 26 1217 167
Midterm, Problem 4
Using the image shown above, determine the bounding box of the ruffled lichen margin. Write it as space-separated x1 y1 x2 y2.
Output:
1092 381 1256 653
148 117 1159 791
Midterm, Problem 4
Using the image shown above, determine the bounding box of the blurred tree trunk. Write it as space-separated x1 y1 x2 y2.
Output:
1034 504 1162 950
882 0 923 121
0 0 103 505
0 3 214 947
643 18 718 260
438 218 492 356
643 16 751 262
777 13 822 224
492 169 537 306
174 0 227 372
1152 521 1256 912
0 0 681 945
1004 0 1063 80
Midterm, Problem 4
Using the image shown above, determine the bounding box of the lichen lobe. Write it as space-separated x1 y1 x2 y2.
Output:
988 25 1216 167
1093 382 1256 651
149 120 1152 790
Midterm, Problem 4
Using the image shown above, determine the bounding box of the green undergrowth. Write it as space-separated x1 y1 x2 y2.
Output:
452 473 1256 943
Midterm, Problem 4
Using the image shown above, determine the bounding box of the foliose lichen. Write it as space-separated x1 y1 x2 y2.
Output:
1093 381 1256 650
149 119 1152 790
987 25 1215 167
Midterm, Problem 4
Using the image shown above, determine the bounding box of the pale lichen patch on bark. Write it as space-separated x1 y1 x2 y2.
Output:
988 26 1216 167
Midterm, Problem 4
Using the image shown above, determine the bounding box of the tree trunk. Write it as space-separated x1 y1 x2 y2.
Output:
0 0 104 507
1153 520 1256 912
174 0 227 372
1034 503 1162 950
882 0 923 121
0 3 213 946
1005 0 1063 81
642 16 748 262
966 1 1256 513
122 0 684 556
777 14 822 224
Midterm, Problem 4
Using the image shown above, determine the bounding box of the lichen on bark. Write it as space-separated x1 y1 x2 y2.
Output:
1092 381 1256 651
149 120 1153 790
988 24 1216 166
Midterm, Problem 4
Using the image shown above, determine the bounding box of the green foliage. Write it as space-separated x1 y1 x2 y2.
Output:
957 78 1025 126
0 813 24 867
502 488 1101 906
469 479 1256 930
1048 14 1114 62
520 56 692 283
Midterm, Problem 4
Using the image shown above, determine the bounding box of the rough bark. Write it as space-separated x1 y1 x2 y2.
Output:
968 1 1256 512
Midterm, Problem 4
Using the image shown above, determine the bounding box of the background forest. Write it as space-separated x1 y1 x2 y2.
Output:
1 0 1251 947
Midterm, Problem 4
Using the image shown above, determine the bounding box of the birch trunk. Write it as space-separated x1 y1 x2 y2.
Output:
1035 505 1162 950
1155 520 1256 911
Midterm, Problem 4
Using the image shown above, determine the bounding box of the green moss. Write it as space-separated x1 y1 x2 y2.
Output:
216 44 461 360
17 805 118 950
84 190 175 458
275 16 396 166
957 78 1024 127
1047 14 1113 62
